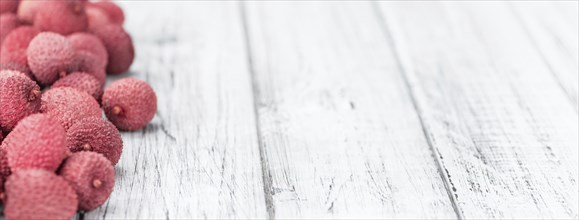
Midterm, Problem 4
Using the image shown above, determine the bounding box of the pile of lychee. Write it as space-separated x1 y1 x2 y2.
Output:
0 0 157 218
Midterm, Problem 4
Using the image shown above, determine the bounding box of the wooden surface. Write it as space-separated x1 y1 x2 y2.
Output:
85 1 578 219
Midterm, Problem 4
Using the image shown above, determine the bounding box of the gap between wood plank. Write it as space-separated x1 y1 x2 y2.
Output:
506 2 579 113
239 2 276 219
371 2 464 219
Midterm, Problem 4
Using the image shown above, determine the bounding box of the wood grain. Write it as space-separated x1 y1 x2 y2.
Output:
377 1 578 219
510 1 579 111
86 2 267 218
242 2 457 218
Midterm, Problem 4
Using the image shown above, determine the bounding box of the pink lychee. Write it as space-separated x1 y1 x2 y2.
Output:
102 78 157 131
41 87 101 130
2 113 68 171
59 151 115 211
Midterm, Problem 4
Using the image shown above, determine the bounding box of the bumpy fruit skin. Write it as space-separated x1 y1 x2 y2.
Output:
91 1 124 25
0 26 40 79
0 147 9 200
67 116 123 165
0 147 10 184
33 0 88 35
0 49 35 80
0 26 39 55
72 50 107 84
41 87 101 131
52 72 104 101
68 32 108 66
16 0 42 23
2 114 68 171
103 78 157 131
0 70 41 133
4 169 78 219
86 4 113 29
91 24 134 74
59 151 115 211
0 13 19 45
0 0 18 14
27 32 76 85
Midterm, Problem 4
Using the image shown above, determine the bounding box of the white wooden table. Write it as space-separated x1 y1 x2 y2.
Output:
89 1 578 219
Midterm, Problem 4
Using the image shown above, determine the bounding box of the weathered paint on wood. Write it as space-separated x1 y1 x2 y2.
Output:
86 2 267 219
377 1 578 219
509 1 579 110
69 1 578 219
243 1 456 218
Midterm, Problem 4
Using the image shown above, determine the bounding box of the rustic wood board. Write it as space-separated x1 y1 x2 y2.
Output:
86 2 267 219
509 1 579 110
377 1 578 219
243 1 456 218
60 1 579 219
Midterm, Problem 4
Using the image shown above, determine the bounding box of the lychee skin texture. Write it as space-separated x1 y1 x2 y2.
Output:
52 72 104 101
86 4 113 30
0 147 9 200
103 78 157 131
0 147 10 182
2 114 68 172
0 70 41 133
72 50 107 84
67 116 123 165
0 0 18 14
4 169 78 220
16 0 42 24
27 32 76 85
0 13 19 45
91 1 124 25
91 24 134 74
33 0 88 35
41 87 102 131
59 151 115 211
68 32 108 66
0 49 35 80
0 26 39 56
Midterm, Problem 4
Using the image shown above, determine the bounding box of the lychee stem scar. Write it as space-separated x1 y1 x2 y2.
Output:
93 179 102 188
112 106 122 115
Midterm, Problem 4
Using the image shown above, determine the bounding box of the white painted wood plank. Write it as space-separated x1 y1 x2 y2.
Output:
243 2 457 218
86 2 267 218
510 1 579 110
378 2 578 219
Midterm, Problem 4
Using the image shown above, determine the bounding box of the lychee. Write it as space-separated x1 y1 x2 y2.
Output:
16 0 42 24
0 0 18 15
0 13 19 45
0 147 10 182
0 49 35 80
41 87 102 131
68 32 108 66
2 114 68 171
52 72 104 101
91 24 134 74
103 78 157 131
67 116 123 165
4 169 78 219
27 32 76 85
0 26 39 55
0 70 41 133
86 3 114 29
72 50 107 84
0 147 10 200
91 1 124 25
33 0 88 35
59 151 115 211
